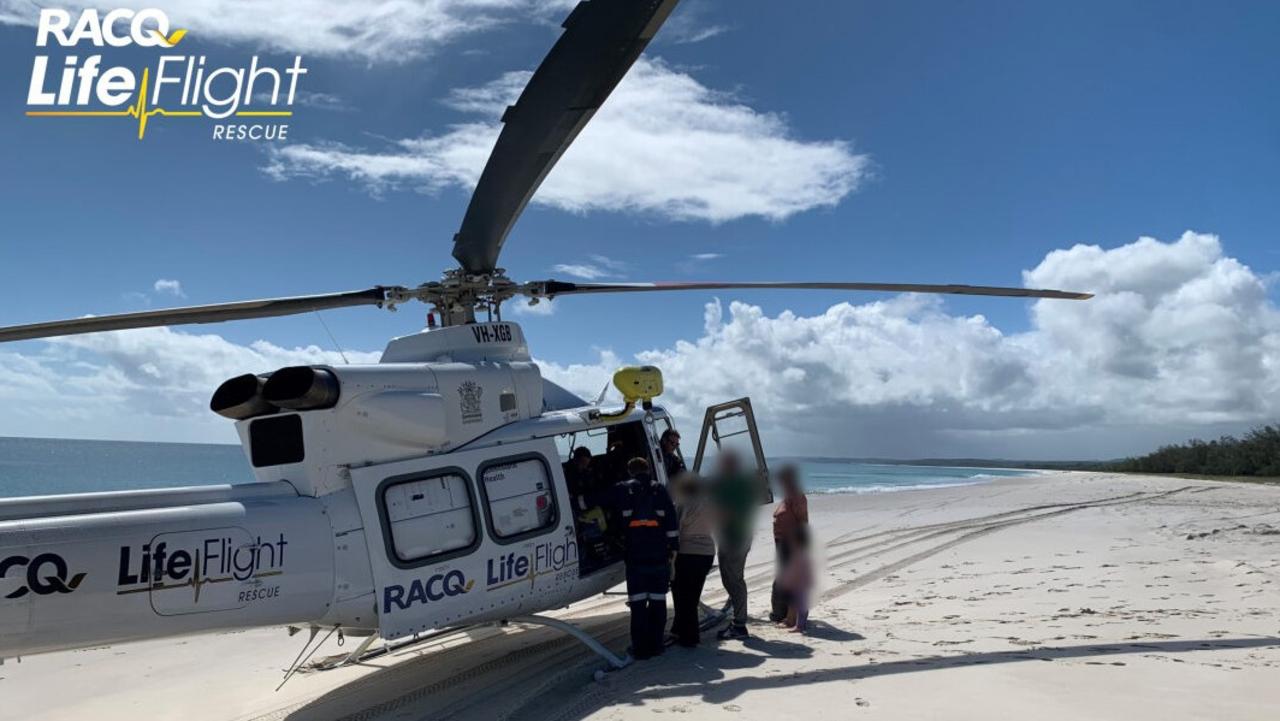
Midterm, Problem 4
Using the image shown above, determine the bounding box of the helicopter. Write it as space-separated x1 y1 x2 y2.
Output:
0 0 1090 674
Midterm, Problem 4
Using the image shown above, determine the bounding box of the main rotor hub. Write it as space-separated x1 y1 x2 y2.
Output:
385 268 521 326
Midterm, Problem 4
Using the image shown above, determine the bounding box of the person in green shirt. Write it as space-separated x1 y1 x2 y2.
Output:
711 451 760 639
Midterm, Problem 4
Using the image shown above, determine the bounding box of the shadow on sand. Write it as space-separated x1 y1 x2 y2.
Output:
795 619 865 642
621 636 1280 707
282 610 1278 721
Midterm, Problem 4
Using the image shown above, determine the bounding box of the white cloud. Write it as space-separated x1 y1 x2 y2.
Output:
0 328 378 442
266 58 869 224
153 279 185 297
0 0 557 61
510 298 555 316
659 0 729 45
666 24 727 45
542 232 1280 459
587 255 628 273
3 232 1274 459
678 252 725 273
549 255 626 280
253 90 350 112
551 264 611 280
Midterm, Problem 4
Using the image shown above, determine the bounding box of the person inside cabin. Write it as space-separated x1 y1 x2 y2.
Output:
567 446 600 508
608 456 680 660
660 429 686 480
669 471 716 647
570 448 609 532
603 441 625 483
769 465 809 623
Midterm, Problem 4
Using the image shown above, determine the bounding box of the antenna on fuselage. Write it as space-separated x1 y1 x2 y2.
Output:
313 311 350 365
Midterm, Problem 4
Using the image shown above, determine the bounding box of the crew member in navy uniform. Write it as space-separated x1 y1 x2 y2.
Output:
609 456 680 660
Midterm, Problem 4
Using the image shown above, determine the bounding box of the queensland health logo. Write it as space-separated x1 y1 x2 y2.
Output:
25 7 307 140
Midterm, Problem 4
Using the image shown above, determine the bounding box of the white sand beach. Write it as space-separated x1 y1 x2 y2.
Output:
3 471 1277 721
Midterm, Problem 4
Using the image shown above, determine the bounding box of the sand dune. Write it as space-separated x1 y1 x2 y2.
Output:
3 472 1277 721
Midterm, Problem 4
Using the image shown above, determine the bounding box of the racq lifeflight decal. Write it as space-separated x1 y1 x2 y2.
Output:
0 553 87 598
115 531 290 612
484 530 578 592
382 569 475 614
25 7 307 140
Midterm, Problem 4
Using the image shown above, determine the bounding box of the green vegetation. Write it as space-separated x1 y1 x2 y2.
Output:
1106 425 1280 477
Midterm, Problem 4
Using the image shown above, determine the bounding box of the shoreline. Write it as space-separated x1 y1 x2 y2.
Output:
796 462 1037 497
3 471 1277 721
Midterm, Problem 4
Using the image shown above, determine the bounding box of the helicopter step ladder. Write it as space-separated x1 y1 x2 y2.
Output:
691 397 772 503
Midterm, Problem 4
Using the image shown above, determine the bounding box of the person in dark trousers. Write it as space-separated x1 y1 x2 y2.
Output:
660 429 686 480
670 472 716 647
609 456 680 660
712 451 759 640
769 465 809 622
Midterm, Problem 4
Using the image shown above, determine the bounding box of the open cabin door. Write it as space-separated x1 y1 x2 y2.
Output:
691 397 772 504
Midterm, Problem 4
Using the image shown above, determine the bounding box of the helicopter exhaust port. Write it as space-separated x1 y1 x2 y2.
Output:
263 366 341 411
210 373 276 420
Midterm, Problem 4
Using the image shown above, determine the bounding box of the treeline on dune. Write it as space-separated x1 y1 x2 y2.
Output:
1107 424 1280 477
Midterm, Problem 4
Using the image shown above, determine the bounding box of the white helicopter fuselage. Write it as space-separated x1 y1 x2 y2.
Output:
0 322 681 658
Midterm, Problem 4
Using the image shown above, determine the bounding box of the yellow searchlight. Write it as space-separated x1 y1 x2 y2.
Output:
599 366 664 419
614 365 664 407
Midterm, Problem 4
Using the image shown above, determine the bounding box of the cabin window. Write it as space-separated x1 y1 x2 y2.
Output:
477 455 557 542
381 470 478 564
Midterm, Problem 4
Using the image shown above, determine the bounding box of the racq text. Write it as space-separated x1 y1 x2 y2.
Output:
213 123 288 141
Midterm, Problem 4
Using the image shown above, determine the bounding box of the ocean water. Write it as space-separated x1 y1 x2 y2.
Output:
0 437 1032 499
786 459 1032 495
0 437 253 498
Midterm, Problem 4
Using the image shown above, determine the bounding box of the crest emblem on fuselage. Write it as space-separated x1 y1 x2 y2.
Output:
458 381 483 423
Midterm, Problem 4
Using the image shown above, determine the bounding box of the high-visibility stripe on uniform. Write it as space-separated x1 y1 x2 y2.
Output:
628 519 660 528
621 509 633 517
628 592 667 602
665 530 679 538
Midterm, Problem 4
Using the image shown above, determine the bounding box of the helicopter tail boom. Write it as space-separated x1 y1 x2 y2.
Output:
0 483 369 658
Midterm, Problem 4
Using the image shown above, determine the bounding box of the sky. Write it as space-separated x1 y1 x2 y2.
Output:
0 0 1278 459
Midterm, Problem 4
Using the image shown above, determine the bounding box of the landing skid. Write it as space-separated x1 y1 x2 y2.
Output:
511 614 631 674
297 603 726 682
325 632 381 669
311 625 472 670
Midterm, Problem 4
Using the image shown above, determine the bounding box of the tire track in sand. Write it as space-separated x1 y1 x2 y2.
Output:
253 486 1197 721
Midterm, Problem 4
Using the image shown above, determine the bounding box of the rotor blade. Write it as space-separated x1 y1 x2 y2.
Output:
0 287 398 343
533 280 1093 300
451 0 680 274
